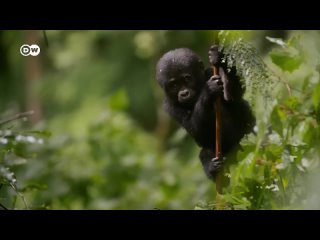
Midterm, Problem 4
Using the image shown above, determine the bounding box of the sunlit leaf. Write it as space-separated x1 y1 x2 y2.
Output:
266 36 287 48
270 49 303 72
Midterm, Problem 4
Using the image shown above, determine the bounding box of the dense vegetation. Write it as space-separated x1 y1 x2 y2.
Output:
0 30 319 209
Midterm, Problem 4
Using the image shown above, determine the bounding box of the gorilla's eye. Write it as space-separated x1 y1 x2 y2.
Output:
169 79 179 89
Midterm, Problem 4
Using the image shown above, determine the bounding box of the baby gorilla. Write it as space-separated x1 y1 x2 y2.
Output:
156 46 255 181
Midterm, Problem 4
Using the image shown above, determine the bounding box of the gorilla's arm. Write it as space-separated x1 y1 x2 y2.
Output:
164 75 223 143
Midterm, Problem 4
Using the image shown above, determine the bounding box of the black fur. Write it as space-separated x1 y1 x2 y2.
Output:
156 46 255 180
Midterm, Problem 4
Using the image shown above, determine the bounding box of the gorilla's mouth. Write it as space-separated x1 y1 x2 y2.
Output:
178 91 195 104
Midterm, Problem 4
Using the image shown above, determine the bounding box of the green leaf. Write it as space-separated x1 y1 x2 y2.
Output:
19 183 48 192
270 49 303 73
13 143 32 158
287 36 303 51
270 106 283 137
24 130 52 138
108 89 129 110
285 96 300 110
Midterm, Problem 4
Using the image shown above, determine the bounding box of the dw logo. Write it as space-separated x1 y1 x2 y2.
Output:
20 44 41 56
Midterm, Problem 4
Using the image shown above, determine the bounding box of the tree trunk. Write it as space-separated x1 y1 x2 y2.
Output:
24 30 42 124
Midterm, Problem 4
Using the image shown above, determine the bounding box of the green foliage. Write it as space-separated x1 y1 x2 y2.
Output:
1 30 320 209
269 36 304 73
15 90 210 209
206 32 320 209
0 119 50 209
218 30 275 105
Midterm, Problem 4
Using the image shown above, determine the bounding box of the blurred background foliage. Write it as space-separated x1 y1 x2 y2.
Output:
0 30 320 209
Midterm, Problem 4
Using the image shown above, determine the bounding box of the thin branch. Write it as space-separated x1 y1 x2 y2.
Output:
271 73 293 96
0 111 34 126
282 79 292 96
10 183 29 210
